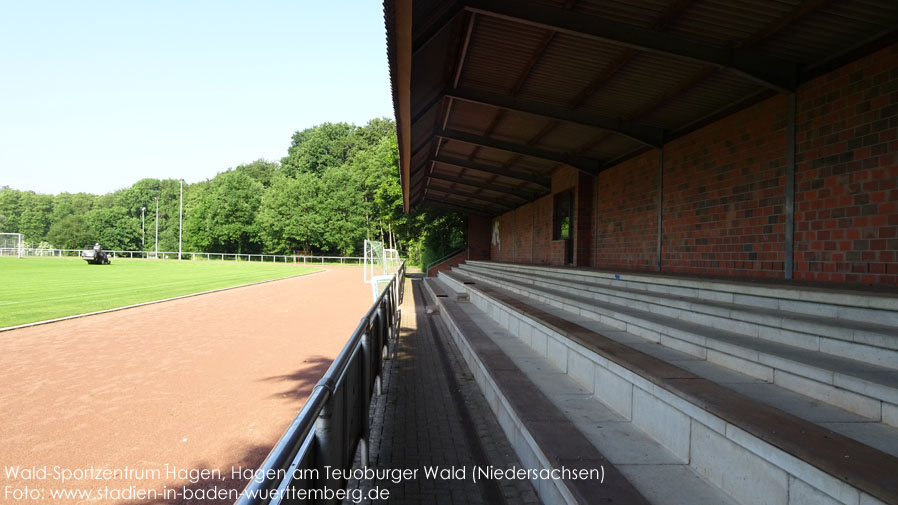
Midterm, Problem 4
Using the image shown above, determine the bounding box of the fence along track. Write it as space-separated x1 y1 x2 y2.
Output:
1 247 365 265
236 261 406 505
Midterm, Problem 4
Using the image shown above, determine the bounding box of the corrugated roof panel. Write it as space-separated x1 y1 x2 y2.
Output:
488 109 562 146
412 0 457 32
515 33 629 107
572 0 668 28
437 138 477 159
581 134 646 161
531 121 603 154
668 0 797 46
757 2 898 65
457 15 553 93
642 71 764 130
578 52 705 119
445 100 497 135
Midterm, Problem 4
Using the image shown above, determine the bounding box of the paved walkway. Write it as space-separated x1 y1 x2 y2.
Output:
344 277 542 505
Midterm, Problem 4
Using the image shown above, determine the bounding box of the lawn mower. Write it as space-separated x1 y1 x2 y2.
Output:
81 243 111 265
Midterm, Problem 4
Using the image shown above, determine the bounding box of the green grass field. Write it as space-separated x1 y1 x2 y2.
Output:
0 257 320 328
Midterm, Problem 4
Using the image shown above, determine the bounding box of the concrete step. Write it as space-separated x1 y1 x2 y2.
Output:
437 269 898 505
422 278 740 505
466 261 898 315
453 265 898 427
459 262 898 367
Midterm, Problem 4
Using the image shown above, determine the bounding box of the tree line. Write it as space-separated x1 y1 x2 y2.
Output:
0 118 463 265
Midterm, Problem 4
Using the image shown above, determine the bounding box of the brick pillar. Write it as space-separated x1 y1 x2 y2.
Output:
467 214 491 260
574 172 594 267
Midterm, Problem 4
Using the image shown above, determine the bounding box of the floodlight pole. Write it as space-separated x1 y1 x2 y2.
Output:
178 179 183 260
140 207 146 249
154 196 159 258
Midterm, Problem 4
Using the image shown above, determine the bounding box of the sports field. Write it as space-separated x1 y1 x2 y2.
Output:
0 256 319 328
0 265 374 504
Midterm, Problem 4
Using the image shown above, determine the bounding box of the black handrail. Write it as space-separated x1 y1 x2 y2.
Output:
236 261 406 505
424 247 467 276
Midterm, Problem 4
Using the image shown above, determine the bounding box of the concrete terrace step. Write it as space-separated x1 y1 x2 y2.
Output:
460 262 898 363
437 269 898 505
466 261 898 314
453 265 898 426
421 278 739 505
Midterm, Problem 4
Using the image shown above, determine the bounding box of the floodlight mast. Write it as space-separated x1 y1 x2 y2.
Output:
178 179 183 260
141 207 146 249
154 196 159 258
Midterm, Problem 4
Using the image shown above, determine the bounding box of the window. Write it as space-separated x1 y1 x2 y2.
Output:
553 190 573 241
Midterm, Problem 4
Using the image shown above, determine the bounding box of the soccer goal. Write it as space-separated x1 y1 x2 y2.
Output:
364 240 398 300
0 233 24 258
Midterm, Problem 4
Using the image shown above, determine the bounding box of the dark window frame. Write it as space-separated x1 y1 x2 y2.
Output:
553 190 574 241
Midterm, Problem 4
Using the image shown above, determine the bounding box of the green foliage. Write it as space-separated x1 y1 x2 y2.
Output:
281 122 356 176
1 117 465 262
83 207 141 250
257 173 322 254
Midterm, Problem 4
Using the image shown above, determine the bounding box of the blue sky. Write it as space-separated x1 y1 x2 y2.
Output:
0 1 393 195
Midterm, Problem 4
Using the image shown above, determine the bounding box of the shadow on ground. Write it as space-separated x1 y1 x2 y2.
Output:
261 355 332 404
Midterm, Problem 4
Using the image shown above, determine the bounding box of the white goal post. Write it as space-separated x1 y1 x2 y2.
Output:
364 240 400 300
0 233 24 258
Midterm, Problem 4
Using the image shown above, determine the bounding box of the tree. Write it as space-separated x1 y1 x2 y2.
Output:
46 214 92 250
83 207 141 250
257 173 322 254
318 164 367 256
281 122 356 176
18 192 54 245
234 159 279 188
201 170 263 254
0 187 22 233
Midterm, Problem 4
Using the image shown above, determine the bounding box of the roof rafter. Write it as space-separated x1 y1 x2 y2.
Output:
422 197 497 217
425 187 517 210
426 172 538 200
437 128 603 173
462 0 798 93
432 154 551 188
447 87 664 147
413 2 464 55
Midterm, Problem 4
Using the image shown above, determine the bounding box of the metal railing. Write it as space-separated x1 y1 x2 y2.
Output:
236 261 406 505
424 246 467 277
1 247 365 265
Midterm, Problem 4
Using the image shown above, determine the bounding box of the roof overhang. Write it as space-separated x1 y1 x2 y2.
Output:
386 0 898 215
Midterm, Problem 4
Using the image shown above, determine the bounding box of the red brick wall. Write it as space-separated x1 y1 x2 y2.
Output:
533 195 552 264
661 95 788 278
493 211 515 262
427 250 467 277
595 150 660 270
467 215 491 260
514 203 534 263
471 43 897 286
794 44 898 285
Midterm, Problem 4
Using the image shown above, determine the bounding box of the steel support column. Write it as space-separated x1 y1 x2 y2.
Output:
656 145 664 272
785 93 796 280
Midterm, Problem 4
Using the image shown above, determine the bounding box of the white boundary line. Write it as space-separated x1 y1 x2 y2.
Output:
0 268 327 333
